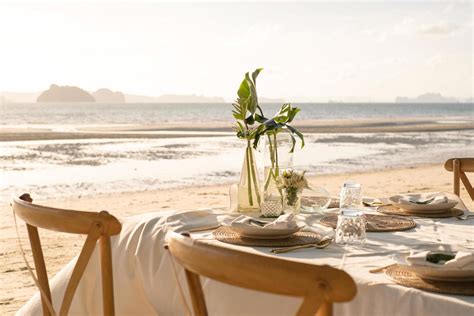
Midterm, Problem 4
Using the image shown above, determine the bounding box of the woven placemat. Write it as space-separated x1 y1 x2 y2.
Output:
385 265 474 296
212 226 322 247
319 214 416 232
377 205 464 218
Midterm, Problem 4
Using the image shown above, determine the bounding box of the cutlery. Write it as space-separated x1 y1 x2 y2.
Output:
363 201 390 207
455 213 474 220
270 236 333 254
409 197 435 205
369 263 397 274
249 218 268 227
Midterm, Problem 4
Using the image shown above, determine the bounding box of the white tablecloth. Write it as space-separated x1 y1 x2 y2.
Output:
18 200 474 316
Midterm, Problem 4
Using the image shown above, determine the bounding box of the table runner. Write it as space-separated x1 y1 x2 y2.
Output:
18 199 474 316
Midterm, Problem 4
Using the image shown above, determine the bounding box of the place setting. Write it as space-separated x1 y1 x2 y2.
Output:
372 250 474 296
377 192 466 219
213 213 327 248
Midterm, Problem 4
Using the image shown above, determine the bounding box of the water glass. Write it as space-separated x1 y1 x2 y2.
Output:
335 213 366 244
339 181 362 210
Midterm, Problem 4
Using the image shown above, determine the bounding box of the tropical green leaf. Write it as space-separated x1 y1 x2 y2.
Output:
287 107 301 123
237 76 250 99
244 114 255 125
286 130 297 153
287 125 305 148
254 113 267 123
245 72 258 114
252 68 263 85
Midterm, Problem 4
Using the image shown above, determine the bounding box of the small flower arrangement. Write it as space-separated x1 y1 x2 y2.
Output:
276 170 309 207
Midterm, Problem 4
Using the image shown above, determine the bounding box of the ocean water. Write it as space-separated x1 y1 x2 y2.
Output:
1 102 473 201
1 131 474 201
1 102 473 126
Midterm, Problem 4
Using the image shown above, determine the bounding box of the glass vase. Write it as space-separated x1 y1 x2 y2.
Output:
260 133 294 215
283 188 302 214
237 145 261 212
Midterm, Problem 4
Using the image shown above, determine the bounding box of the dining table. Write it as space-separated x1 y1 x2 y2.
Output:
18 194 474 316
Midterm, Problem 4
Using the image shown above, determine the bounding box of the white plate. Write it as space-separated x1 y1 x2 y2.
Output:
223 221 305 239
394 253 474 282
389 193 458 213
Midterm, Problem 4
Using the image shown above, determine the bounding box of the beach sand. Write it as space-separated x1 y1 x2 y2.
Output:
0 164 472 314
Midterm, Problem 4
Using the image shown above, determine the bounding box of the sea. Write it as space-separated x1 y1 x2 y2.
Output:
1 102 473 201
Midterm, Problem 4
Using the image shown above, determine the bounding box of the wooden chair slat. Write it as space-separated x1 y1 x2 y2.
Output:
59 224 102 316
460 172 474 200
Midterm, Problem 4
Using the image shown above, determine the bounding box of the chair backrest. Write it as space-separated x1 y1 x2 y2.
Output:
12 193 122 316
167 232 356 316
444 158 474 200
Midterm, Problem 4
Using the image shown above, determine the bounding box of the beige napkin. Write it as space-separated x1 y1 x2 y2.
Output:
231 213 298 229
399 193 448 205
406 251 474 270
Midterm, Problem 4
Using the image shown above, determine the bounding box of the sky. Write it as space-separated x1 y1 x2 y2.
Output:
0 0 472 102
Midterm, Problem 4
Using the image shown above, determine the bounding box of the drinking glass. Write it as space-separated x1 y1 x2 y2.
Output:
336 181 366 244
339 181 362 212
335 214 366 244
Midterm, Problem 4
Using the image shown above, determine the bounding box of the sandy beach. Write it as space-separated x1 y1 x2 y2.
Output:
1 163 472 314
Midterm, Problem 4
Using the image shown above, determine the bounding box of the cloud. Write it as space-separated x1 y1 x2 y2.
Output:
419 22 460 35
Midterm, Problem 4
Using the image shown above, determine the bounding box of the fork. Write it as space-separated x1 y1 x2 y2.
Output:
270 236 333 254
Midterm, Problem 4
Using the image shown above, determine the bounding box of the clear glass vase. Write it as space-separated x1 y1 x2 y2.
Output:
260 133 294 215
237 145 261 212
283 188 302 214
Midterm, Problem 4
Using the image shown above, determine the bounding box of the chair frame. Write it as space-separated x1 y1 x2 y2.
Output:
166 232 356 316
12 193 122 316
444 158 474 200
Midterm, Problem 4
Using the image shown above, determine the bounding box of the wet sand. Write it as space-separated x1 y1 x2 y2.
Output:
1 117 473 141
0 164 472 314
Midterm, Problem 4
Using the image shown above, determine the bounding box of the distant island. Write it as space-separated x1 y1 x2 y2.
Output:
93 88 125 103
37 84 95 102
395 93 459 103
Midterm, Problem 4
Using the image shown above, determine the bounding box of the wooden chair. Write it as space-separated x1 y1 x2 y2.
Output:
444 158 474 200
166 232 356 316
12 193 122 316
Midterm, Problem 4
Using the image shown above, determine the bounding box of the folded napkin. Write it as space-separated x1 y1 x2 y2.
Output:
231 213 298 229
399 193 448 205
406 251 474 270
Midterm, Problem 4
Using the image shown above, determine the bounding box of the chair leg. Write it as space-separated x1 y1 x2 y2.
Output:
185 269 208 316
316 302 333 316
100 236 115 316
454 159 460 196
26 224 52 316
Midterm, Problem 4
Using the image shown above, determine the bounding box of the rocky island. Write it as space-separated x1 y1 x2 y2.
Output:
37 84 95 102
93 88 125 103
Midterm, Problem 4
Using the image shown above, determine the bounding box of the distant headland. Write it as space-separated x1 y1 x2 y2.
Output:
395 93 459 103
